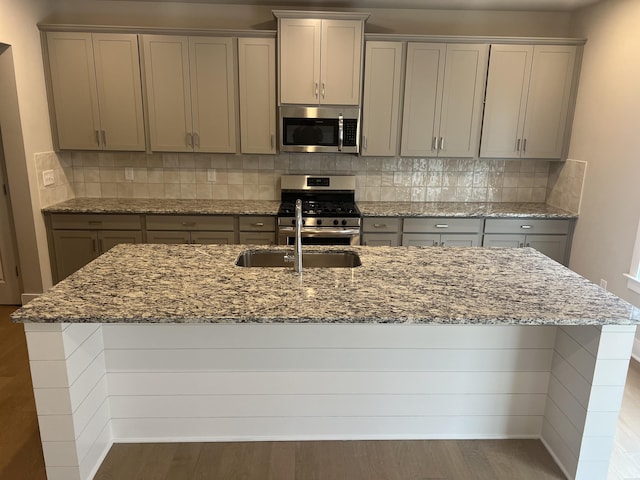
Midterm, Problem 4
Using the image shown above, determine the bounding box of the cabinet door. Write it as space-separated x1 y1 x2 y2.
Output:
482 234 525 248
361 233 400 247
320 19 362 105
52 230 99 281
440 234 481 247
525 234 568 264
438 44 489 158
46 32 101 150
402 233 440 247
143 35 193 152
146 231 190 244
521 46 577 159
238 38 276 154
400 43 446 157
361 42 403 157
191 232 236 245
480 45 533 158
92 33 145 151
99 230 143 253
279 18 321 104
189 37 237 153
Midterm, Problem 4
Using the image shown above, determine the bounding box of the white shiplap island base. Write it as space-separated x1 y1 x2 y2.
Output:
12 245 640 480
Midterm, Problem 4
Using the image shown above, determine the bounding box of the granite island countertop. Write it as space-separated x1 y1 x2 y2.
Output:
12 244 636 325
42 198 576 219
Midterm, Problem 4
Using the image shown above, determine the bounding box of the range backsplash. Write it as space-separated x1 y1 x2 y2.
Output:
36 151 556 209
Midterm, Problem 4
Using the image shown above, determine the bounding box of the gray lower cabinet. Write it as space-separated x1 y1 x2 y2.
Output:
145 215 235 245
482 218 572 265
402 218 483 247
361 217 401 246
48 214 143 282
238 216 276 245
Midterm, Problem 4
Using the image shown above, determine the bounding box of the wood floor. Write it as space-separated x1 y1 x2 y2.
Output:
0 305 46 480
1 306 638 480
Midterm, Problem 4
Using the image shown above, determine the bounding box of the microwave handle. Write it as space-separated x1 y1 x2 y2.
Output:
338 114 344 152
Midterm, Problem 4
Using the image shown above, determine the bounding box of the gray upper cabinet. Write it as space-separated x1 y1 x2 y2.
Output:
45 32 145 151
480 44 578 160
238 38 277 154
361 41 403 157
400 43 488 158
142 35 237 153
277 14 365 105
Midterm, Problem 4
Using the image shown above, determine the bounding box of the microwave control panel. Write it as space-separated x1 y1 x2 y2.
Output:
343 119 358 146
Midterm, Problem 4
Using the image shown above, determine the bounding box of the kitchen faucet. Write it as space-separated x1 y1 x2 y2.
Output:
294 198 303 273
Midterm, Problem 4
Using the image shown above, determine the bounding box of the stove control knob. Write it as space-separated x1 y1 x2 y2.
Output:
317 219 323 226
342 219 348 226
333 219 339 226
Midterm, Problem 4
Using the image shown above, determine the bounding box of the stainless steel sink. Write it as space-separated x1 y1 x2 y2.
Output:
235 250 362 268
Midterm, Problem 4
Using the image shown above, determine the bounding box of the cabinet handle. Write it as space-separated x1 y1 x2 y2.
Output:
440 241 445 246
439 137 445 151
519 242 524 248
88 220 102 225
270 134 275 149
432 137 437 151
182 222 197 227
186 133 193 148
523 139 527 152
101 130 106 147
92 239 97 252
433 240 438 246
435 224 449 229
253 222 264 227
373 224 387 228
95 130 101 146
363 136 367 150
525 243 531 247
314 82 319 98
322 82 325 98
520 225 532 229
194 133 200 148
516 138 521 152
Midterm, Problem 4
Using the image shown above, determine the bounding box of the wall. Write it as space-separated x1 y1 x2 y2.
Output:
36 152 551 204
0 0 60 296
568 0 640 355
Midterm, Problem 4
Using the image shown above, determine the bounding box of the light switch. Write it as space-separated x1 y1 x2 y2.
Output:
42 170 55 186
125 167 134 181
207 169 217 182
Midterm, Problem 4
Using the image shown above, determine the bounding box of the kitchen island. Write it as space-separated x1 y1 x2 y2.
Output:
12 244 639 480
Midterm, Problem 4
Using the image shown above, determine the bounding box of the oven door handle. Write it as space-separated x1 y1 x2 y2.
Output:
279 226 360 236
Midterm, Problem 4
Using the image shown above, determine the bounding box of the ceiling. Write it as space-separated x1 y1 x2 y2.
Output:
133 0 603 12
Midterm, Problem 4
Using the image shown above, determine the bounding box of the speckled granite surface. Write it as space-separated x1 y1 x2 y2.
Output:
12 244 637 325
42 198 575 219
358 202 577 218
42 198 281 215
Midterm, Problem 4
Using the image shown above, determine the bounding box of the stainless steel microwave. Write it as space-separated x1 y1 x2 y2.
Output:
279 106 360 154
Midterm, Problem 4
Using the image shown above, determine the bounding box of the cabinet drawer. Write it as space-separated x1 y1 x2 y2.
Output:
239 232 276 245
50 214 141 230
238 216 276 232
484 218 570 235
361 233 401 247
403 217 483 233
146 215 234 231
362 217 401 233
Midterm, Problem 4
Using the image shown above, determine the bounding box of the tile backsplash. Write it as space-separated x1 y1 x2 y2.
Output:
36 151 553 206
546 158 587 214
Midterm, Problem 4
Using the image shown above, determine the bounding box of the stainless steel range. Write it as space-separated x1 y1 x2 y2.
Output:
277 175 361 246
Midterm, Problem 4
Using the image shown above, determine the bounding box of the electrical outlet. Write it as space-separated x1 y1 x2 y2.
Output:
125 167 134 181
600 279 608 290
207 169 217 182
42 170 55 186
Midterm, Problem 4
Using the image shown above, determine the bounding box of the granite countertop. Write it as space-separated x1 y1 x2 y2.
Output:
42 198 576 219
42 198 281 215
12 244 637 325
357 202 577 218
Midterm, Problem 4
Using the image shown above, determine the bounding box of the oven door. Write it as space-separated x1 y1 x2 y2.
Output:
278 226 361 246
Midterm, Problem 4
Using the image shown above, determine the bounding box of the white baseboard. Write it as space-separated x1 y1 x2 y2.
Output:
20 293 41 305
540 437 571 480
